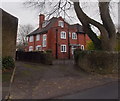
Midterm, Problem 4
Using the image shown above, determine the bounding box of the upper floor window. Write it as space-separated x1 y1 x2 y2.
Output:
61 45 67 52
42 34 47 47
29 36 33 42
61 31 66 39
29 46 33 51
58 20 64 28
36 34 40 41
72 32 77 39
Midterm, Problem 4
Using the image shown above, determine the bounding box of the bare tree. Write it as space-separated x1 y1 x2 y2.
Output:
17 24 34 51
23 0 118 51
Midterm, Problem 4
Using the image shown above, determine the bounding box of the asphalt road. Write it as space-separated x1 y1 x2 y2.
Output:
59 81 119 99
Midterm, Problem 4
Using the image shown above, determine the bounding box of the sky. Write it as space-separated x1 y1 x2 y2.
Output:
1 0 119 31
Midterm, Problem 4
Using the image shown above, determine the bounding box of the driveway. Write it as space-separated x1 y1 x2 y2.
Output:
9 61 118 99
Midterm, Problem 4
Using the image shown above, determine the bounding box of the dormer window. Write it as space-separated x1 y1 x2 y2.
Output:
58 20 64 28
42 20 49 28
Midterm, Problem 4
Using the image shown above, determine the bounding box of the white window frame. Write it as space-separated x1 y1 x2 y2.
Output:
69 32 71 37
36 45 42 51
58 20 64 28
72 32 77 39
61 31 66 39
81 45 84 50
29 36 33 42
61 45 67 52
36 34 40 41
42 34 47 47
29 46 33 51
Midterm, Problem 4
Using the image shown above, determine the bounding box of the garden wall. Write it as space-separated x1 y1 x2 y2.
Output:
74 50 119 74
16 51 53 65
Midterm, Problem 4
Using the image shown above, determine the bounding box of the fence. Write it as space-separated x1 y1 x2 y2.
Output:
16 51 53 65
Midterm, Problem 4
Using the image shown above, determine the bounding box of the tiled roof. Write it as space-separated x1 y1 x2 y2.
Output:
27 17 85 36
69 23 85 33
27 17 58 36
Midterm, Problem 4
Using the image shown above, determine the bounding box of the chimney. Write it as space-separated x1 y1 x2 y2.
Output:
39 14 45 29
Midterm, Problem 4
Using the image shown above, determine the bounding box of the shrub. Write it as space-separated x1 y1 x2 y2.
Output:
2 56 15 69
46 49 52 53
86 40 95 50
115 33 120 51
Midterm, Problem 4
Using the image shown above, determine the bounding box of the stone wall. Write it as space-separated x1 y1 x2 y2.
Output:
74 50 119 74
2 9 18 59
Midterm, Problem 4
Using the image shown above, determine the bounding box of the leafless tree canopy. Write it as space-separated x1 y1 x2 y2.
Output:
17 24 34 46
23 0 118 51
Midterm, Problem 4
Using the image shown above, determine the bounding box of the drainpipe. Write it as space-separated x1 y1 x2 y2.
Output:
56 29 58 59
84 33 86 49
33 35 36 51
68 27 70 59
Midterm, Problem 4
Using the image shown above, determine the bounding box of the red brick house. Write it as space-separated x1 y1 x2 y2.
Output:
27 14 90 59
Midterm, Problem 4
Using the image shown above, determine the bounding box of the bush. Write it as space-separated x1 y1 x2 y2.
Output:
86 40 95 50
46 49 52 53
115 32 120 51
2 56 15 69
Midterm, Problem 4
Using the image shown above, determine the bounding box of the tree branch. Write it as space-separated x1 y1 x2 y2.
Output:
99 1 116 38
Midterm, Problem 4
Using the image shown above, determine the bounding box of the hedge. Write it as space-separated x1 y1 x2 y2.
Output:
74 50 119 74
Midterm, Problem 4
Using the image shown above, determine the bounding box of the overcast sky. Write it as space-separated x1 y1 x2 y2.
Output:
1 0 119 30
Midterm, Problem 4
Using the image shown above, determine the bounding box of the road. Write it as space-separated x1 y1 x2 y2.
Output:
58 81 119 99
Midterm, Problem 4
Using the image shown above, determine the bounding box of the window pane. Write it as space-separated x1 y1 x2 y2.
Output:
58 21 64 28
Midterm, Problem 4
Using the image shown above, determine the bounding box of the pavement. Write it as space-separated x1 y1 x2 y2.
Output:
2 61 118 99
58 81 119 99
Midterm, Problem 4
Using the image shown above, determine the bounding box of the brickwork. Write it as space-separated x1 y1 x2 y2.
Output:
27 14 90 59
2 9 18 59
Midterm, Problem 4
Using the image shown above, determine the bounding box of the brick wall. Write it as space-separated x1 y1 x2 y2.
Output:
2 9 18 59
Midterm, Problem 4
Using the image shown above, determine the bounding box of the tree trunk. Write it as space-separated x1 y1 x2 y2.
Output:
73 1 116 51
99 1 116 51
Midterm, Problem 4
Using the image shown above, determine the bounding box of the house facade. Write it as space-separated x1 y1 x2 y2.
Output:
27 14 90 59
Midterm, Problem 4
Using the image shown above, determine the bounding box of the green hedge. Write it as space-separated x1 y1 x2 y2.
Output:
2 56 15 69
74 50 119 74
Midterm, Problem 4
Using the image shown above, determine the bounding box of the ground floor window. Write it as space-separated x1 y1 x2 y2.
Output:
61 45 67 52
29 46 33 51
36 45 42 51
81 45 84 50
